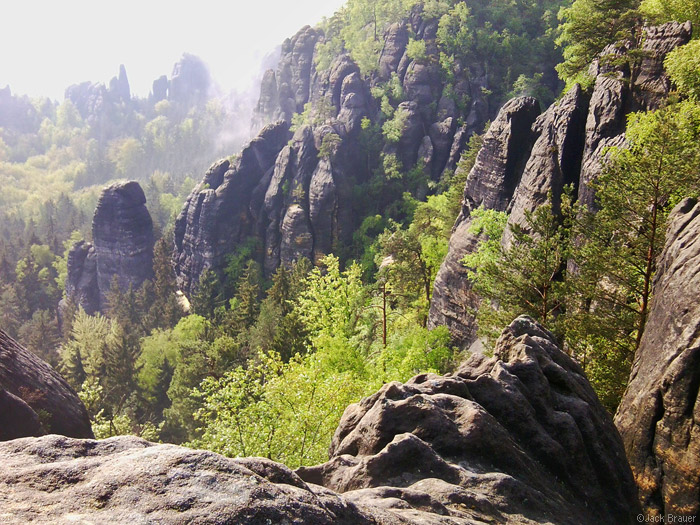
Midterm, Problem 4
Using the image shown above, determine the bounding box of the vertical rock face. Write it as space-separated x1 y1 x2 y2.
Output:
93 181 154 310
502 84 589 247
297 316 641 524
615 198 700 518
64 240 99 315
173 122 293 294
427 97 540 348
578 21 691 209
64 181 154 313
0 329 93 440
169 53 211 108
429 23 692 348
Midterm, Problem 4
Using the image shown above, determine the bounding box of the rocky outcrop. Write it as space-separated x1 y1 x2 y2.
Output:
0 329 93 440
0 318 640 523
64 181 154 313
615 198 700 518
0 435 397 525
429 22 692 348
93 181 154 308
503 84 589 247
174 122 293 294
578 21 691 209
427 97 540 348
298 316 641 524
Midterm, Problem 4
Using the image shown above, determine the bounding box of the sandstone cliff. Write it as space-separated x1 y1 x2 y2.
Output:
615 198 700 517
428 22 692 349
173 5 560 293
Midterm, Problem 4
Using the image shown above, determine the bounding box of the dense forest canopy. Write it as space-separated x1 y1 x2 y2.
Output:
0 0 698 468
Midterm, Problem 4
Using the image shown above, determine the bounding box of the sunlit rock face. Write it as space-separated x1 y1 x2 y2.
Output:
615 198 700 518
0 318 640 524
427 97 541 349
297 316 642 524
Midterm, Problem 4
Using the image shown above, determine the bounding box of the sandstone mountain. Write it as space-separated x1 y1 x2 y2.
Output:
173 5 564 292
428 21 692 349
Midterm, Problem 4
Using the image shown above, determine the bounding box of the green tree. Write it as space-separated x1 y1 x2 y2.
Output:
664 40 700 100
640 0 700 35
464 197 572 345
556 0 640 86
580 101 700 350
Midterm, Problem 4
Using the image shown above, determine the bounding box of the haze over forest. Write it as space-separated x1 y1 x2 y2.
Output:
1 0 346 100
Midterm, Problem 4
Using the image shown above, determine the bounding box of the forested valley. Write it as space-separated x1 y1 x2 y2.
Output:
2 0 699 477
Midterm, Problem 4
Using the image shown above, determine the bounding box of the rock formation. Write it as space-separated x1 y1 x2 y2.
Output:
173 121 293 294
171 9 558 294
428 22 692 349
615 198 700 518
0 435 395 525
64 181 154 313
298 316 640 524
169 53 211 108
0 329 93 440
0 318 640 523
427 97 541 348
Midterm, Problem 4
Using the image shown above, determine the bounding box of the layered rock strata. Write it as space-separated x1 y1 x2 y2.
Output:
298 316 641 524
0 318 640 523
427 97 541 347
428 22 692 349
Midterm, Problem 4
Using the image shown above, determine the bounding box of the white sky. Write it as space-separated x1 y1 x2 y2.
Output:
0 0 347 101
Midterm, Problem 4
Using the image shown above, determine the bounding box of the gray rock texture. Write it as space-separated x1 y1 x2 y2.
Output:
63 240 99 315
578 21 691 209
174 121 293 294
93 181 155 310
0 435 398 525
298 316 641 524
64 181 154 313
503 84 589 247
0 329 93 440
427 97 540 348
615 197 700 518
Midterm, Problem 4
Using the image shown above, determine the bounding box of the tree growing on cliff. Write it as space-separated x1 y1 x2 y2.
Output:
556 0 641 85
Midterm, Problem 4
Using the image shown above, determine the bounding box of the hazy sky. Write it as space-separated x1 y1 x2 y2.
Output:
0 0 347 101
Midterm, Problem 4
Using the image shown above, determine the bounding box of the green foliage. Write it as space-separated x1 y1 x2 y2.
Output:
640 0 700 35
290 97 336 131
192 351 365 467
319 0 420 75
406 38 428 62
318 132 341 160
464 196 573 345
382 106 410 142
556 0 640 85
665 40 700 100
